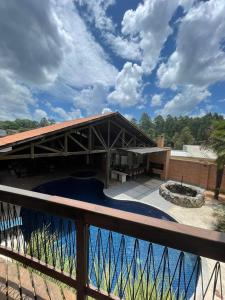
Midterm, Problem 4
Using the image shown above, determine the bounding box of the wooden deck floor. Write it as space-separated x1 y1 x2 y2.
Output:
0 258 76 300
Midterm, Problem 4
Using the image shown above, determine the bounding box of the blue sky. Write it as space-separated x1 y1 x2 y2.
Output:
0 0 225 121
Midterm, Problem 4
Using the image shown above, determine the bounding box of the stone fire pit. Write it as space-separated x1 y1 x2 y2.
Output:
159 181 205 208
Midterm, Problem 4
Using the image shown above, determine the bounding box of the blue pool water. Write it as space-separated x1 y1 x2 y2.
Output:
21 177 198 298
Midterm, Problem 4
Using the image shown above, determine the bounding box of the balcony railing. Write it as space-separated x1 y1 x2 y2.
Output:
0 184 224 300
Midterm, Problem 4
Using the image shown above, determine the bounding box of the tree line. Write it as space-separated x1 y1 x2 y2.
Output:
0 113 224 150
132 112 224 149
0 118 55 135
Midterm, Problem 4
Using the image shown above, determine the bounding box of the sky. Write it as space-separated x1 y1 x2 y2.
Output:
0 0 225 122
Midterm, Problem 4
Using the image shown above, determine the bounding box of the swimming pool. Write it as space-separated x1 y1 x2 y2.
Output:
21 177 199 299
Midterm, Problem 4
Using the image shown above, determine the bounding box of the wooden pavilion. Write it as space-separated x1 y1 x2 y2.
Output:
0 112 169 187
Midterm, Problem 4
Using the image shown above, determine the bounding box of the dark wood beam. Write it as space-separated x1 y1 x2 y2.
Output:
107 120 110 148
31 143 34 159
110 129 123 149
68 133 88 151
91 126 107 149
35 144 61 153
105 151 110 188
0 145 30 158
64 133 68 155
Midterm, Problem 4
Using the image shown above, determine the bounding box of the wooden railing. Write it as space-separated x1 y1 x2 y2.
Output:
0 184 224 300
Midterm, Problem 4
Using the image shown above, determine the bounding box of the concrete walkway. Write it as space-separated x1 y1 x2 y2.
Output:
105 178 225 299
105 178 218 230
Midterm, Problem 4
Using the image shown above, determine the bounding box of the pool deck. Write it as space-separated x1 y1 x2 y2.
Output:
105 177 225 299
105 177 219 230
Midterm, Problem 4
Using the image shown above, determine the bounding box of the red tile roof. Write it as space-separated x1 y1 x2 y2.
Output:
0 112 116 149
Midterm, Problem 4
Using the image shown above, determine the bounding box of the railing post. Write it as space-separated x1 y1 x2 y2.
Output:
76 218 89 300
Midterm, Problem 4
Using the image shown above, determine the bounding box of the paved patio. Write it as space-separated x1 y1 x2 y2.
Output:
105 178 225 299
105 178 219 230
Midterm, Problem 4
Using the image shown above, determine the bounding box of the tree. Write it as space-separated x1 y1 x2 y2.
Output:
139 113 152 134
206 120 225 199
39 118 55 127
154 115 165 137
131 118 137 125
173 127 195 150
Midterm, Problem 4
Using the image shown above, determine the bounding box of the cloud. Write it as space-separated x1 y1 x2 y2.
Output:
50 0 118 89
51 106 82 120
75 0 141 61
0 0 118 121
101 107 113 114
151 94 162 107
107 62 143 107
0 0 65 85
121 0 187 73
160 86 211 116
123 113 133 121
105 33 141 61
34 109 48 121
75 0 115 32
46 102 82 121
73 83 110 114
0 70 35 120
157 0 225 88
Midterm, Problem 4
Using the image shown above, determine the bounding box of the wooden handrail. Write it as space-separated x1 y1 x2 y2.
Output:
0 184 224 263
0 183 225 299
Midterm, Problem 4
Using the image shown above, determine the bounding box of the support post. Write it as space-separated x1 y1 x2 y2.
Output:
76 218 89 300
146 155 150 174
107 120 110 148
31 143 34 159
88 126 92 151
162 149 171 180
105 151 110 188
64 133 68 155
122 129 125 148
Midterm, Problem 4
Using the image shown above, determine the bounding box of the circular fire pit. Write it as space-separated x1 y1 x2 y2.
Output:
159 181 205 208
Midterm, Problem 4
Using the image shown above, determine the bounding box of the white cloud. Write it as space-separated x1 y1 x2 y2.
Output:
75 0 141 61
75 0 115 32
121 0 188 73
160 86 211 116
107 62 143 107
123 113 133 121
101 107 113 114
73 83 110 114
0 0 118 121
0 70 35 120
105 33 141 61
34 109 48 121
52 106 82 120
0 0 65 86
51 0 118 89
151 94 162 107
157 0 225 88
46 102 82 120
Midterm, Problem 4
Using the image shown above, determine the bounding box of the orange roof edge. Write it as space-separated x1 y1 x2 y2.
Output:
0 112 116 148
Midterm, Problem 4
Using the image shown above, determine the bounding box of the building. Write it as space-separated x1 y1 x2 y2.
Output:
0 112 170 188
171 145 217 161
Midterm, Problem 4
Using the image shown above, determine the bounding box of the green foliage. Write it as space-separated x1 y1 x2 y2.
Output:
27 226 178 299
139 113 156 140
173 127 195 150
137 112 224 149
89 263 178 300
0 117 55 134
214 204 225 232
207 120 225 163
206 120 225 198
